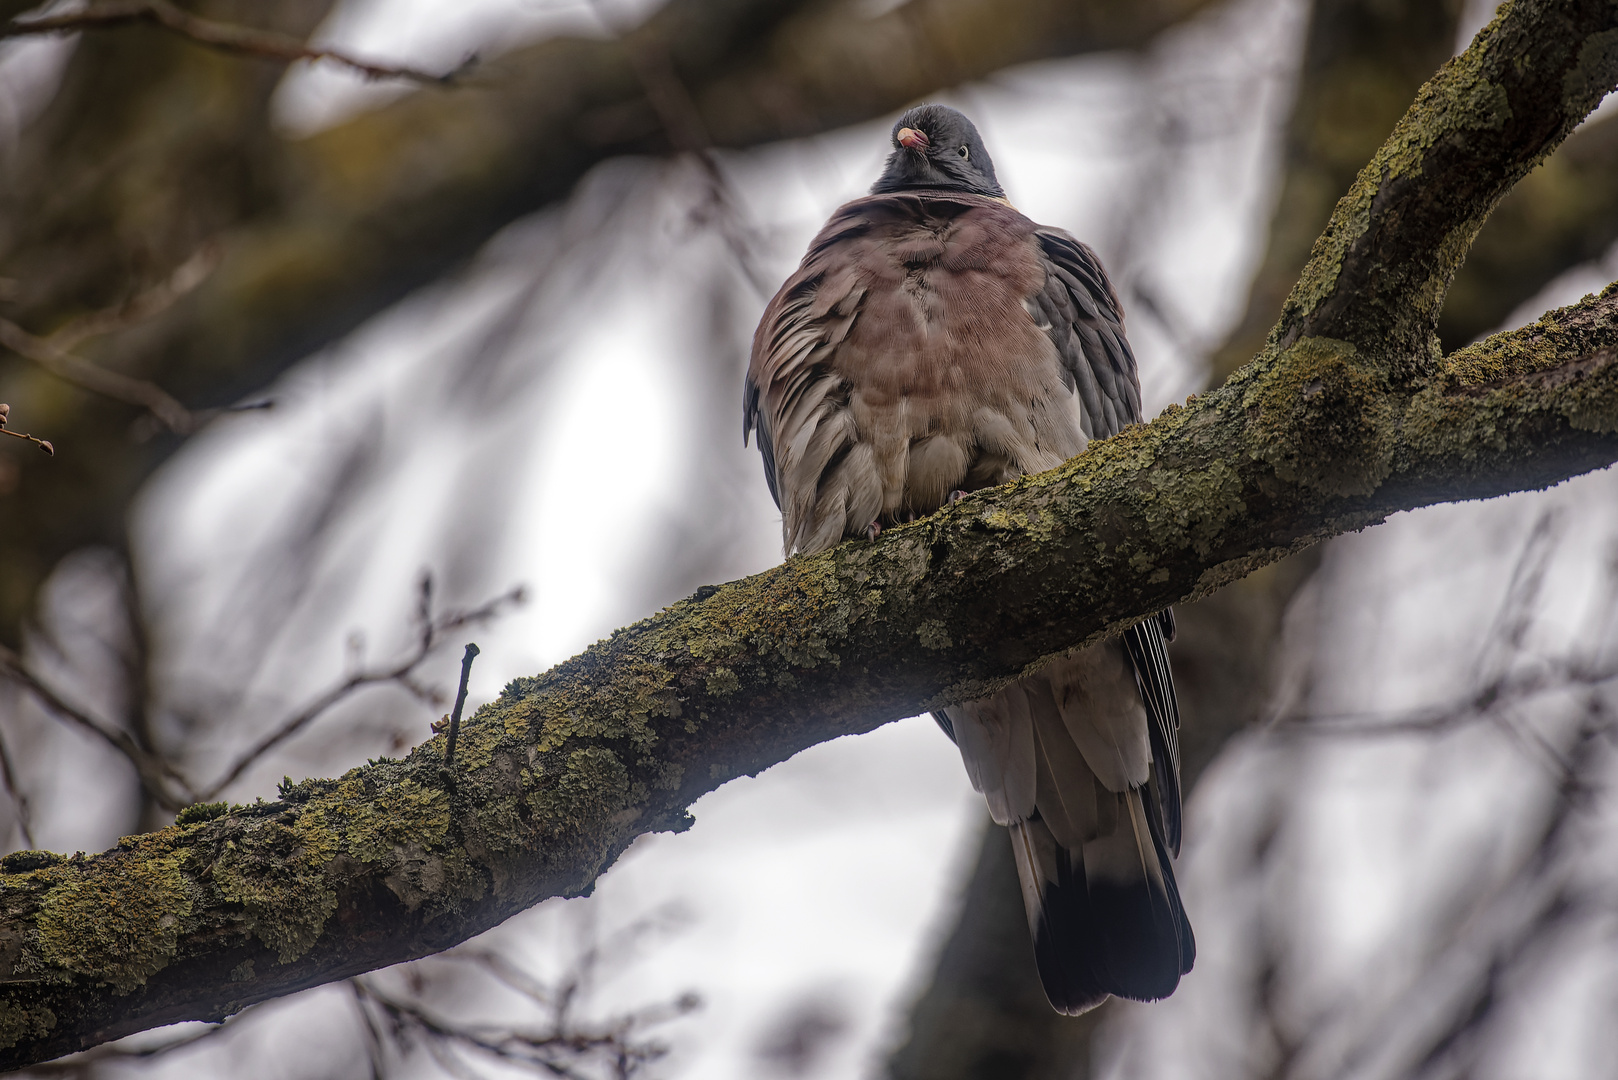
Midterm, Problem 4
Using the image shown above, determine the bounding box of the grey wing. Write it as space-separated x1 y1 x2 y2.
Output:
1028 229 1142 438
742 377 780 509
1032 228 1182 855
1123 616 1183 856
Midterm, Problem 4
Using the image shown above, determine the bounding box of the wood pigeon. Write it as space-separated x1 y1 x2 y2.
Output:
744 104 1193 1014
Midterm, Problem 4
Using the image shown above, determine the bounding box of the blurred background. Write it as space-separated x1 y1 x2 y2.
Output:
3 0 1618 1076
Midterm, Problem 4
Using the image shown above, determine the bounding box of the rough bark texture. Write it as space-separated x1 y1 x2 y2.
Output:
0 0 1215 644
0 0 1615 1067
1440 109 1618 346
1207 0 1467 384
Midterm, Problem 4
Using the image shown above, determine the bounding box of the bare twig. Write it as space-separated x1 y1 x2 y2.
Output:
0 247 279 434
584 0 773 297
0 721 34 850
351 951 697 1080
0 642 190 810
0 403 53 456
46 243 222 355
4 0 471 86
443 643 480 768
1267 513 1601 785
195 580 522 801
0 316 196 434
351 980 392 1080
0 576 520 819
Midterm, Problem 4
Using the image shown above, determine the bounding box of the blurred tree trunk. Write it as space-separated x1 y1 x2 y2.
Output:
0 0 1217 646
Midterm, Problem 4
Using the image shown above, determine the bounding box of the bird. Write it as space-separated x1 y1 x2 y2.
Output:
743 103 1193 1014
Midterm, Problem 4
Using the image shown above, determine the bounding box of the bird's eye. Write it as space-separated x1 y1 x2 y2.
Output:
958 145 970 160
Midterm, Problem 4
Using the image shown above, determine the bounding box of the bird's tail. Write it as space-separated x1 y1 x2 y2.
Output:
1008 789 1194 1014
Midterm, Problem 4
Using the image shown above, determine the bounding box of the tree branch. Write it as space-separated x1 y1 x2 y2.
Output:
0 0 1613 1068
3 0 464 85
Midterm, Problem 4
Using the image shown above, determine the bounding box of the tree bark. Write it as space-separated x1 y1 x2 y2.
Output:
0 0 1615 1067
1440 109 1618 347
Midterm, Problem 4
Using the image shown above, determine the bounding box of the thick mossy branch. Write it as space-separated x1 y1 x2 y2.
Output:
0 1 1616 1069
1277 0 1618 373
0 285 1615 1068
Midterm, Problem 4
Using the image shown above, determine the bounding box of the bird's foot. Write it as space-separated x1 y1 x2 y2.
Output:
864 521 883 541
947 489 969 505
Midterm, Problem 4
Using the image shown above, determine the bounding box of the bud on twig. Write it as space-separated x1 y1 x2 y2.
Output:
0 405 53 455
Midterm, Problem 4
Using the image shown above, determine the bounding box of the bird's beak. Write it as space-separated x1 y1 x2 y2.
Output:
896 127 930 150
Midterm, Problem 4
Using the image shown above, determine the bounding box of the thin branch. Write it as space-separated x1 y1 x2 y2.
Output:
351 953 695 1080
46 243 222 356
0 720 34 850
442 643 481 769
4 0 470 86
0 316 196 434
0 642 189 810
584 0 775 298
194 581 522 801
351 980 393 1080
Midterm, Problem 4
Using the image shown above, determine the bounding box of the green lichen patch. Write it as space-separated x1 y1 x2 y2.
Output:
212 808 340 964
704 667 740 697
0 1001 54 1051
36 856 192 994
0 852 62 874
340 778 450 863
175 802 231 826
1242 337 1396 497
1564 28 1618 117
916 619 951 650
1446 285 1618 386
529 747 633 836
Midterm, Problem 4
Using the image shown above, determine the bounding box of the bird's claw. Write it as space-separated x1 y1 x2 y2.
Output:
947 489 969 505
864 521 883 541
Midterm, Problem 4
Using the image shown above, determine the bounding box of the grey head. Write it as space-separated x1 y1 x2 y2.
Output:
870 104 1004 199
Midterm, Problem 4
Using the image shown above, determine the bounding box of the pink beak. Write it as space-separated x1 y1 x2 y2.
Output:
896 127 930 150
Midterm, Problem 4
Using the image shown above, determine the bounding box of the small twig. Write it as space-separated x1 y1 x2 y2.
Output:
443 643 480 768
351 965 692 1080
0 247 275 435
195 582 521 801
0 721 34 850
4 0 471 86
47 243 222 355
0 317 195 434
0 403 53 456
350 980 392 1080
0 643 190 810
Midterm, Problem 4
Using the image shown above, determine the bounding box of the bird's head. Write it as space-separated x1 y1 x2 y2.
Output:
870 104 1004 199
